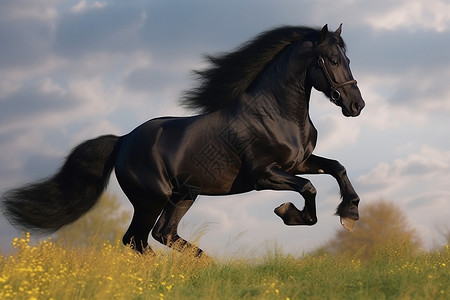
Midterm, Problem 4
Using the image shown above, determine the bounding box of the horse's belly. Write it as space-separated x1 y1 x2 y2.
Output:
166 139 243 196
171 167 243 196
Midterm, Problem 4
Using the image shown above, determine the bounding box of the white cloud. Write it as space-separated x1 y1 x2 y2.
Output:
366 0 450 32
0 0 59 22
358 145 450 190
39 77 67 97
71 120 121 144
313 114 361 153
0 75 118 134
70 0 107 14
357 145 450 247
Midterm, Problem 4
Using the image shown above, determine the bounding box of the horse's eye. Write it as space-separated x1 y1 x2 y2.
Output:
331 59 339 66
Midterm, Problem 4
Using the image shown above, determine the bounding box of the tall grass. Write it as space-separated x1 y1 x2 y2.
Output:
0 233 448 299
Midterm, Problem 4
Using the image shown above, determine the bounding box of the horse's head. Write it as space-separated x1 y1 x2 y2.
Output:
308 24 365 117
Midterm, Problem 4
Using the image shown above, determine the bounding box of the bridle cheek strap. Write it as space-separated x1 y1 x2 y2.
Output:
318 56 357 103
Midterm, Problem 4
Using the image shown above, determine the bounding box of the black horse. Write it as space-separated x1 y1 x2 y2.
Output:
2 24 364 257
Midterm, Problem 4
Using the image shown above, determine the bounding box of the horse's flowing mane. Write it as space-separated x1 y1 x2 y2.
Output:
182 26 338 114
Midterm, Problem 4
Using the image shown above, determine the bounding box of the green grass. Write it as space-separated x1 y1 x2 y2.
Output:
1 233 448 299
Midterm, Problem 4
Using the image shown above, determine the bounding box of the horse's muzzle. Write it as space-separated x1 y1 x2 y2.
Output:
350 99 365 117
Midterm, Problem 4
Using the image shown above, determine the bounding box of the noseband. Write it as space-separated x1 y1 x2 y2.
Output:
318 56 357 104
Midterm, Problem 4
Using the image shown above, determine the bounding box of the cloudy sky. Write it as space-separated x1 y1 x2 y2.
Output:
1 0 450 256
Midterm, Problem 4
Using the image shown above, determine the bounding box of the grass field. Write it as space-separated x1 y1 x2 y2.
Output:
0 233 448 299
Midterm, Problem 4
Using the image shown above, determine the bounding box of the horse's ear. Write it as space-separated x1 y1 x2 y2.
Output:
320 24 328 43
335 23 343 36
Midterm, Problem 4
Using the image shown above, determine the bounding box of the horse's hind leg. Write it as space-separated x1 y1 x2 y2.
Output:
151 198 205 257
122 197 167 254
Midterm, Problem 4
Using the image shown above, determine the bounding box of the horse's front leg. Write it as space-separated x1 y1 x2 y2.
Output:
299 154 360 231
254 165 318 226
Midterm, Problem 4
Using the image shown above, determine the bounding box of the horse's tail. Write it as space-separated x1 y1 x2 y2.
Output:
1 134 121 233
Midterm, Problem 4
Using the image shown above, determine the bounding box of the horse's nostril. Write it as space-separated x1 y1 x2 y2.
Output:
352 101 364 113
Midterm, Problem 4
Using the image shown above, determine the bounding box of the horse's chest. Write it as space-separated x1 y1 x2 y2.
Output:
279 124 317 171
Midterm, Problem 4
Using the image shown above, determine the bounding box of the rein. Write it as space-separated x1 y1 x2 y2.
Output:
317 56 357 104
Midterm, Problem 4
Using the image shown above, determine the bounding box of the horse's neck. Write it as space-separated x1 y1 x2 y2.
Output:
250 47 313 124
248 75 312 125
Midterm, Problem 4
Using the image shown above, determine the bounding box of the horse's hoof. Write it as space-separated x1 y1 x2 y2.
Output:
340 217 356 232
274 202 293 217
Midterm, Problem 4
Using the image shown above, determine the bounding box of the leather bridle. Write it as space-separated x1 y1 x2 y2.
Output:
317 56 357 104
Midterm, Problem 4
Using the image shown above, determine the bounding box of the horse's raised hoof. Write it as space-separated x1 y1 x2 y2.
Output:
274 202 317 226
274 202 293 218
340 217 356 232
